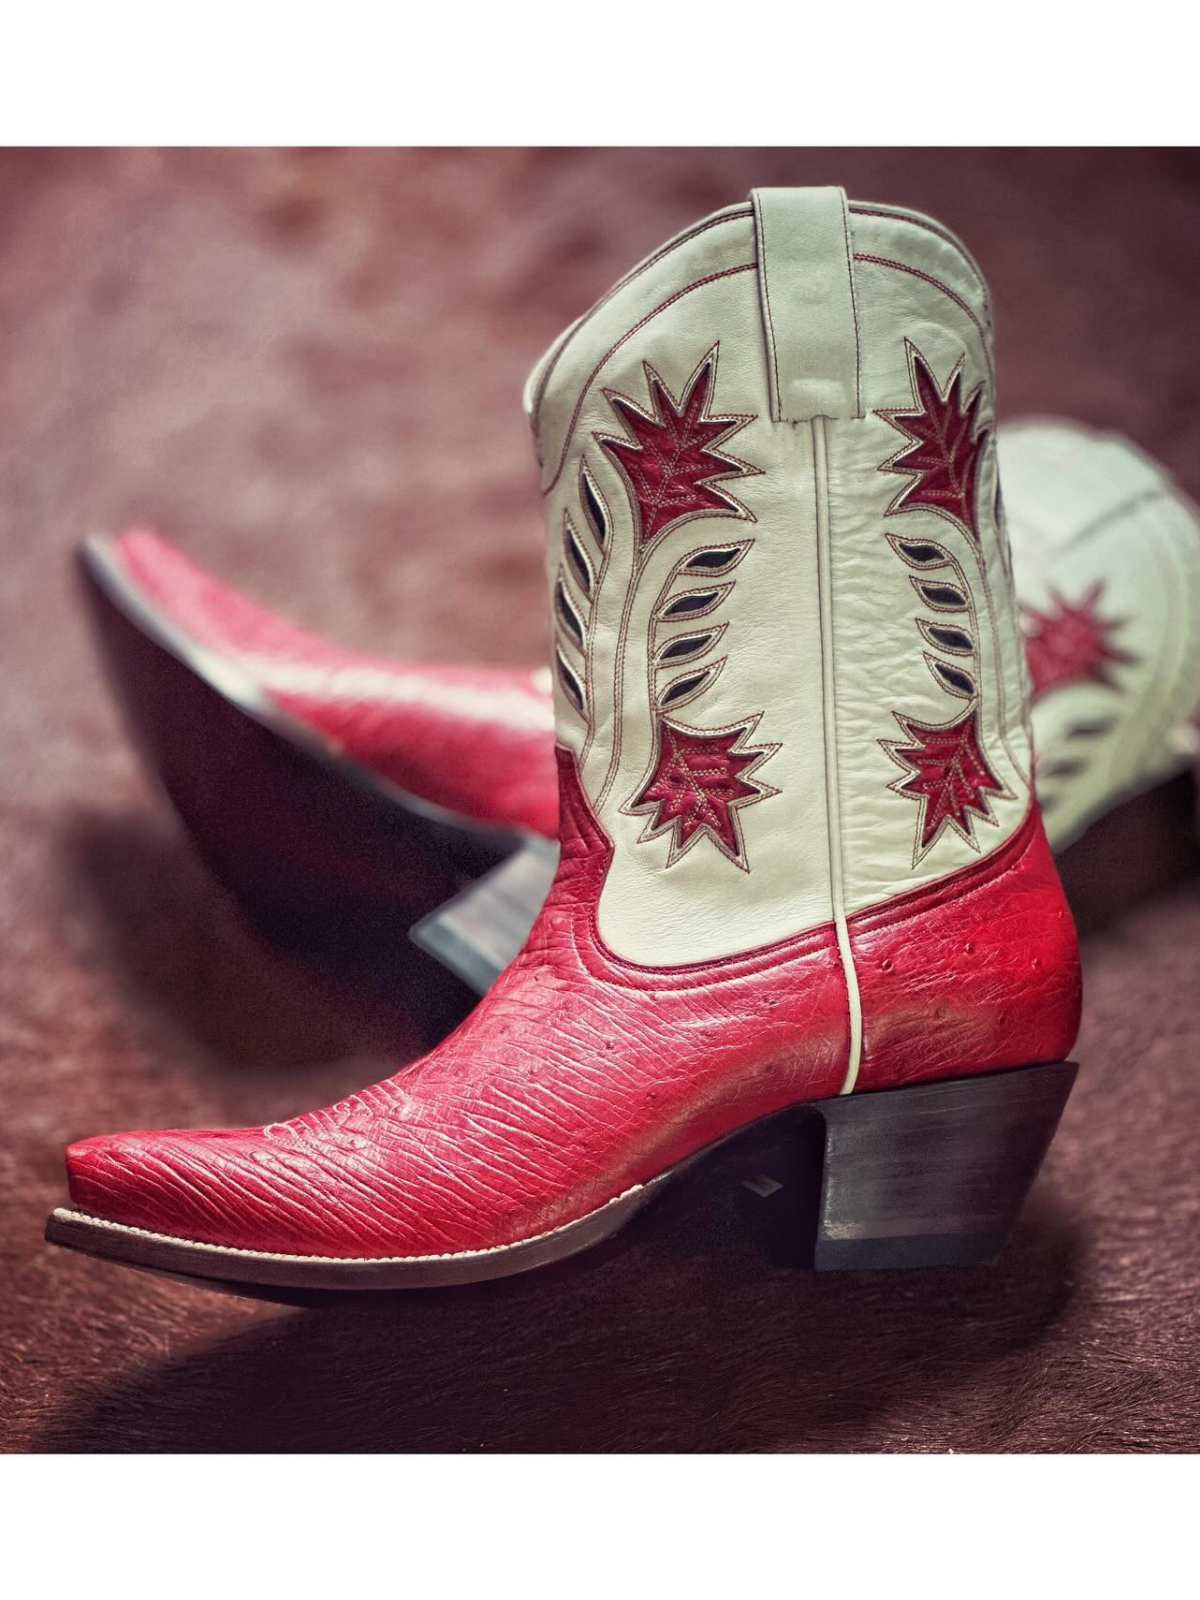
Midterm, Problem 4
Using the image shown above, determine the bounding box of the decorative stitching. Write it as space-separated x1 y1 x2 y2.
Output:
917 618 974 656
530 208 754 437
564 512 596 596
595 346 759 550
542 263 757 494
550 749 1042 986
877 340 990 542
658 655 728 715
887 534 954 569
912 576 969 611
678 539 753 576
923 651 977 700
574 453 614 769
554 570 586 651
874 345 1015 861
579 461 611 551
655 622 728 667
848 207 991 319
656 582 735 624
854 254 992 376
555 647 586 718
881 704 1012 864
593 342 760 813
623 713 779 870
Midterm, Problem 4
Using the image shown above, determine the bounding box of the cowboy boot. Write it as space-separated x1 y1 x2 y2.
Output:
77 527 556 949
80 422 1200 959
1002 420 1200 847
49 187 1081 1289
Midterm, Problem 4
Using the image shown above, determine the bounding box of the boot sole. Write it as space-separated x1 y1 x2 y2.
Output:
78 537 526 956
46 1060 1077 1294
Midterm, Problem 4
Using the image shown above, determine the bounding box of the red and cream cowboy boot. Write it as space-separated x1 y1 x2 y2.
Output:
49 187 1081 1289
1002 420 1200 848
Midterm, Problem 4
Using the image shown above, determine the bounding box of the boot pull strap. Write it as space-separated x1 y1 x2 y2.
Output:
750 187 862 423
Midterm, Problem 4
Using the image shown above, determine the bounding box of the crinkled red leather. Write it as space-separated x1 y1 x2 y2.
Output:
849 806 1081 1091
115 528 558 838
67 749 1080 1259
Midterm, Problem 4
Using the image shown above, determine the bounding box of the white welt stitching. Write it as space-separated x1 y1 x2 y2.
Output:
50 1180 649 1266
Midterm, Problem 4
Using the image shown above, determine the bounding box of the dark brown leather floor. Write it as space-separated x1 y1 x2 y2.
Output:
2 149 1199 1453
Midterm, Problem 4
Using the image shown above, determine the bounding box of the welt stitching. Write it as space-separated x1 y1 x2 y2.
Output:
55 1191 646 1264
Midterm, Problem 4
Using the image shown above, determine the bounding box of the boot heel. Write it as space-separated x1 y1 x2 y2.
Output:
811 1061 1077 1271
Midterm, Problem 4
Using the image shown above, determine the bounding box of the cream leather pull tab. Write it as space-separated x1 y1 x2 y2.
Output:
751 187 862 423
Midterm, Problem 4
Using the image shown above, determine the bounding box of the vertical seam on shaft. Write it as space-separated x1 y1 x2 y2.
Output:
813 416 863 1093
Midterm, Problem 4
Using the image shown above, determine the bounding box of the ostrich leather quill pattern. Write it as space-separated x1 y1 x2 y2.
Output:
65 748 1077 1258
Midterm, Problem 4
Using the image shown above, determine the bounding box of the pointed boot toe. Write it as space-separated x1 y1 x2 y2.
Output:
60 1117 450 1262
59 1122 413 1269
63 1126 286 1252
52 1074 693 1288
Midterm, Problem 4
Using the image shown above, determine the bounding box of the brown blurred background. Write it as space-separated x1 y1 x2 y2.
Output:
1 148 1199 1453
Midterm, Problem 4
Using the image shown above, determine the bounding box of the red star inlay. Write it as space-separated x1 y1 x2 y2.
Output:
628 715 778 868
599 350 757 546
877 343 990 541
1021 581 1137 702
882 704 1008 858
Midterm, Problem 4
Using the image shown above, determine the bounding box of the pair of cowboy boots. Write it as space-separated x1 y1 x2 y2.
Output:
76 421 1200 974
48 187 1200 1294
